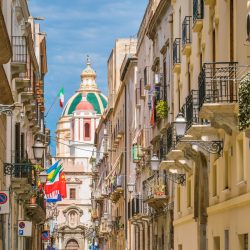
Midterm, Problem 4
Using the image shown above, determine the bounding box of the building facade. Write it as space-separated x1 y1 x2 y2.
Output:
0 0 49 250
55 59 107 250
92 0 250 250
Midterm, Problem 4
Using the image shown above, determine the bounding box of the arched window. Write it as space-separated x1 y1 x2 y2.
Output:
84 123 90 139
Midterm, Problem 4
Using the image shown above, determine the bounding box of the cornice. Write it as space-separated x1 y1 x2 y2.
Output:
147 0 171 40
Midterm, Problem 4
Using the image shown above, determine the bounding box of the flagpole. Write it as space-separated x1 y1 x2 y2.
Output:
45 94 59 118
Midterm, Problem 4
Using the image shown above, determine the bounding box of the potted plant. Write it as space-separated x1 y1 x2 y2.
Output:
156 100 169 120
239 74 250 137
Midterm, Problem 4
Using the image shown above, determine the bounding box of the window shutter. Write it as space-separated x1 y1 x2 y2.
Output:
15 123 21 163
21 133 25 161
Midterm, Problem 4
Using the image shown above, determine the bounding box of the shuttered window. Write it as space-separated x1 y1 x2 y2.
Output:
15 123 21 163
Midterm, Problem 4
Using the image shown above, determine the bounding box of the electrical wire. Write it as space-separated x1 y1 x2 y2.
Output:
51 137 129 154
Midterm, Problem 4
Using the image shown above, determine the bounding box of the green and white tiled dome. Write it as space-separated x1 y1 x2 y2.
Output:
62 91 107 116
62 57 107 116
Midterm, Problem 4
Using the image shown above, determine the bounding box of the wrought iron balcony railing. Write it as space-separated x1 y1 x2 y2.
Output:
185 90 207 130
4 163 34 185
143 172 168 204
129 195 153 220
160 132 168 161
193 0 204 23
11 36 27 63
198 62 242 109
182 16 192 46
110 175 123 192
173 38 181 65
166 124 176 154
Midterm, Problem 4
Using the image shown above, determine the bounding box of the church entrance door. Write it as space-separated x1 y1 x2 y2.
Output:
65 239 80 250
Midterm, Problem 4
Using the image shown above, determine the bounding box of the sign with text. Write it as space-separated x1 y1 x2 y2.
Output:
18 221 32 237
0 191 9 214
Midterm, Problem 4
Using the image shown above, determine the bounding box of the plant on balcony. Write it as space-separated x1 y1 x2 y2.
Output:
154 184 165 196
156 100 169 120
239 74 250 131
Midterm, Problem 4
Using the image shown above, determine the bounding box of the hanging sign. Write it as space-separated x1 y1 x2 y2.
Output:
18 220 32 237
0 191 9 214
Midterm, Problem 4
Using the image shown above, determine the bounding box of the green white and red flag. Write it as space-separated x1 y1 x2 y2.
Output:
57 88 64 108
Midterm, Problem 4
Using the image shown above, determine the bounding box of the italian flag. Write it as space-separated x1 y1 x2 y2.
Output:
57 87 64 108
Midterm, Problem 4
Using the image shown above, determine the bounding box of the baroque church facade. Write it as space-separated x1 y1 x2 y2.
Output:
54 58 107 250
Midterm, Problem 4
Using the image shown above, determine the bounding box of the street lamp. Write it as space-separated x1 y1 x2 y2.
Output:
174 112 223 155
175 112 187 137
39 170 48 184
150 154 160 171
33 136 46 160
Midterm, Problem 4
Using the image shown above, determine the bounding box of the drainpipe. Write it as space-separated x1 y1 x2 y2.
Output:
125 85 128 249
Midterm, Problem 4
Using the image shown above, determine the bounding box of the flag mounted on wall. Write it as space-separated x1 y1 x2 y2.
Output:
44 161 67 203
57 88 64 108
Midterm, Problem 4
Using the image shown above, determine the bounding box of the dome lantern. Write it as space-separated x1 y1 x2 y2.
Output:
80 56 97 90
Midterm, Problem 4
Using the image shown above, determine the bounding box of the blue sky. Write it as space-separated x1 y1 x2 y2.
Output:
29 0 147 155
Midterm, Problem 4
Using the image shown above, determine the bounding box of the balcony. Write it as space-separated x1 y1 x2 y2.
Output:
166 124 175 154
113 216 124 232
92 190 104 203
143 173 168 210
128 195 152 222
11 36 27 76
198 62 250 132
182 16 192 56
15 72 31 93
21 87 34 103
26 192 46 223
193 0 204 32
173 38 181 73
109 175 124 203
185 90 210 135
4 163 34 194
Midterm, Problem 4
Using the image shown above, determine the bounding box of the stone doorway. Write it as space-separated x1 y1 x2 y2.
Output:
65 239 80 250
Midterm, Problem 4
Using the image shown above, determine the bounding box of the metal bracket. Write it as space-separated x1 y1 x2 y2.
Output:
166 173 186 185
181 140 223 156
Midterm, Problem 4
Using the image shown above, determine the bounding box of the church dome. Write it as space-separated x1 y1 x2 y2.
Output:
62 57 107 117
75 94 94 111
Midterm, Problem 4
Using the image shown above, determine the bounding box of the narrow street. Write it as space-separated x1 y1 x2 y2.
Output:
0 0 250 250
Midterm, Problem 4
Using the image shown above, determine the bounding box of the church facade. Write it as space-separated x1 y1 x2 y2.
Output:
54 59 107 250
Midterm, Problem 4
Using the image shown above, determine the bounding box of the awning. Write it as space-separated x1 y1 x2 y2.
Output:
132 129 142 144
105 153 123 181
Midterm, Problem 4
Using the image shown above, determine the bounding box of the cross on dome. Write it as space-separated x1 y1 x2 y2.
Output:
79 56 97 90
